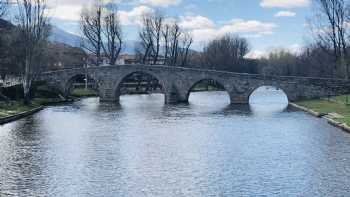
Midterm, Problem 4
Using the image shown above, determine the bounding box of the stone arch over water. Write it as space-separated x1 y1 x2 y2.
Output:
248 85 289 114
112 71 168 103
64 73 99 97
248 85 289 103
185 78 231 103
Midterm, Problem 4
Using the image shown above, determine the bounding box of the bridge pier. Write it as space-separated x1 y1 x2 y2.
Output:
165 92 188 104
100 97 119 103
98 87 119 103
230 95 249 104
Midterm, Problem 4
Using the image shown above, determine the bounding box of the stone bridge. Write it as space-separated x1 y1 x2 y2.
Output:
39 64 350 104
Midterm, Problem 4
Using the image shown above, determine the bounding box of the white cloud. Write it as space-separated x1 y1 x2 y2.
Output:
220 19 276 35
260 0 310 8
139 0 181 7
274 11 296 17
245 50 268 59
50 5 82 21
179 15 215 30
246 44 303 59
288 43 303 54
179 15 277 43
118 5 154 25
48 0 123 21
47 0 121 7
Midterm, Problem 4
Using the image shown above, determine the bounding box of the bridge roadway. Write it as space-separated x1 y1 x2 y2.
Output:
39 64 350 104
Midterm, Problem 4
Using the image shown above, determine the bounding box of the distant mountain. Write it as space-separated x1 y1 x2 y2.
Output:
50 26 137 54
49 26 82 47
0 19 14 30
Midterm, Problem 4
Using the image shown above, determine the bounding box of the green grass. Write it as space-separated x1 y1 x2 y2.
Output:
296 95 350 125
0 101 40 118
71 88 98 97
0 98 66 118
0 85 90 119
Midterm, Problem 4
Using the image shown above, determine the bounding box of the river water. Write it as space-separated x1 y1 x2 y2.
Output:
1 88 350 196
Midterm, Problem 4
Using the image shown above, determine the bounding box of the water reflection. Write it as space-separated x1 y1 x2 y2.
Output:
249 86 289 115
1 90 350 196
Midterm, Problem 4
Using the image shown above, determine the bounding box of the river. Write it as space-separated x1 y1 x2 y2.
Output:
1 88 350 196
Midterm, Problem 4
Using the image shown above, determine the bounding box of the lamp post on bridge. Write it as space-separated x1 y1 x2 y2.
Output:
84 57 88 90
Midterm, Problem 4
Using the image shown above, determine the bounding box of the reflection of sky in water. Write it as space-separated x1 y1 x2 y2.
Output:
1 91 350 196
249 86 289 115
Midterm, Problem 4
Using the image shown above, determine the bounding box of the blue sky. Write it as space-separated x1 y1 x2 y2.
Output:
45 0 312 57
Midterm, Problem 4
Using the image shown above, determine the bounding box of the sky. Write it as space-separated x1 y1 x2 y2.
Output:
24 0 314 58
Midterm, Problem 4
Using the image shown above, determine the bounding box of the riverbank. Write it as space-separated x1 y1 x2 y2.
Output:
71 88 98 97
0 106 44 125
0 98 70 125
0 88 99 125
292 95 350 133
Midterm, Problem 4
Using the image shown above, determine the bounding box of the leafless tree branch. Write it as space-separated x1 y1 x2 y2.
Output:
102 2 123 65
80 0 103 66
0 0 8 18
16 0 50 104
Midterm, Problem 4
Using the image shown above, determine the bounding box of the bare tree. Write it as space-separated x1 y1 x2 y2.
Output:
179 32 193 66
137 14 193 66
168 21 181 66
150 12 163 65
16 0 50 104
312 0 349 78
80 0 103 66
137 12 165 65
0 0 8 18
137 14 153 64
162 23 170 65
202 34 250 72
102 3 122 65
0 1 12 83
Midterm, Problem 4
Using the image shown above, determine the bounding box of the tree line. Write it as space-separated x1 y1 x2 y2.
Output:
258 0 350 79
80 2 194 67
186 34 257 73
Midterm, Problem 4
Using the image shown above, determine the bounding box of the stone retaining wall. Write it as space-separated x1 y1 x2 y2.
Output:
0 106 44 125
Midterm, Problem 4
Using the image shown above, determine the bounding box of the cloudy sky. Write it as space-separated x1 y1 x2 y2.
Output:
45 0 312 57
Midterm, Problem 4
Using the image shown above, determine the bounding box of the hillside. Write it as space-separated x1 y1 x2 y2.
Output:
50 26 137 54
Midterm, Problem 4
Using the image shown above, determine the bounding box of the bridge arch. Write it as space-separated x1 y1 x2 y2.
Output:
185 78 231 103
112 71 168 103
248 85 289 113
247 84 290 103
64 73 99 97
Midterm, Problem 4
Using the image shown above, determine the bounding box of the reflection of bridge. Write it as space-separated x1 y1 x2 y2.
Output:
39 64 350 104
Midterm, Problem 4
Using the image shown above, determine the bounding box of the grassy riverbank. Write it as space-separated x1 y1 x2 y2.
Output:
0 87 98 119
71 88 98 97
295 95 350 125
0 98 64 118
